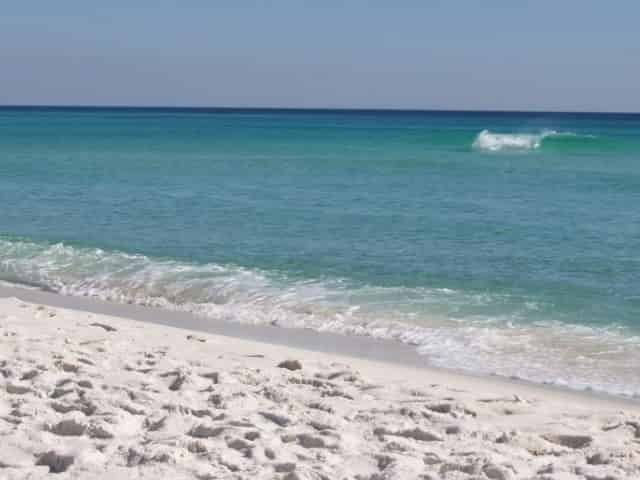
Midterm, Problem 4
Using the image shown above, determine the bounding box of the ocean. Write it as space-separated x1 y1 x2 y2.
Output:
1 107 639 397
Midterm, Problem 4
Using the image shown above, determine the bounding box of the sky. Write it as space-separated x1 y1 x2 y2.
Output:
1 1 638 112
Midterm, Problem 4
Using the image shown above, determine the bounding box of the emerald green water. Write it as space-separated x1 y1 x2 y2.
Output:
1 107 639 396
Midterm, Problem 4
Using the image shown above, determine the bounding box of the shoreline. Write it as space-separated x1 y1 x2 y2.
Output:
1 294 640 478
1 283 637 409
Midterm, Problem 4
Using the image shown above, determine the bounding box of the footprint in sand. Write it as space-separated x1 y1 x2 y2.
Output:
36 451 74 473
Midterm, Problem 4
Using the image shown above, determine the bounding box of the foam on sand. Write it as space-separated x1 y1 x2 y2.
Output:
2 238 640 398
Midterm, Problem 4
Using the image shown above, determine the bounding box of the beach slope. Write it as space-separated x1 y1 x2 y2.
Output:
1 296 639 479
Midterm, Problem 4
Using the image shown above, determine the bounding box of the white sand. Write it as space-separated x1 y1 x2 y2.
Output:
1 296 640 479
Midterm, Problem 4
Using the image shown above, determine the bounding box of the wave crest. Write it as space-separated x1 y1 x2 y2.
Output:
471 129 591 152
472 129 556 151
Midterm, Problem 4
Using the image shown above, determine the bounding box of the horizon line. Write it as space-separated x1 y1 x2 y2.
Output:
1 104 639 116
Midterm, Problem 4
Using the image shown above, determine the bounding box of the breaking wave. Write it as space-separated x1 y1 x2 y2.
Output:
472 129 591 152
1 237 639 398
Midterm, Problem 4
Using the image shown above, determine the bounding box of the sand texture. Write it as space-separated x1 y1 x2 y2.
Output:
1 296 640 479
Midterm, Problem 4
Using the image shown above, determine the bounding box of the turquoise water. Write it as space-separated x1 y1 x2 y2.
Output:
1 107 639 396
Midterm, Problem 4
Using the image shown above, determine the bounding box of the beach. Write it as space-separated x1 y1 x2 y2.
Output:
2 2 640 478
2 107 640 399
2 291 640 479
2 107 640 478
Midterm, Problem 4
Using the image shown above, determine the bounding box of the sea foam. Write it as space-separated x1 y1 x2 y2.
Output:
1 238 639 398
473 129 559 151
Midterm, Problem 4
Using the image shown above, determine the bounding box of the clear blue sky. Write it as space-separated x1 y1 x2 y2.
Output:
1 1 638 112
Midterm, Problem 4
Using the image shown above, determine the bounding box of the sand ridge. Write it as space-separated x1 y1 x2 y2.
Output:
1 296 639 479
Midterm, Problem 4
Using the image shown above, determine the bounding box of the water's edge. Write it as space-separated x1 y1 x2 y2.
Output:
3 107 639 400
1 283 638 407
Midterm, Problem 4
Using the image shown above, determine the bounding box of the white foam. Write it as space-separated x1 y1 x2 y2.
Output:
1 238 639 397
472 129 558 152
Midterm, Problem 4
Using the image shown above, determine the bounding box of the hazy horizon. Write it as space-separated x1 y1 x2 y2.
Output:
2 2 639 113
2 105 640 115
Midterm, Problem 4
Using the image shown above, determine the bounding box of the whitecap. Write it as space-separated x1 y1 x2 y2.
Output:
472 129 559 152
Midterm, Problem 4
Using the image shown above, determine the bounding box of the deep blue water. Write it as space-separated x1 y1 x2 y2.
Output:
1 107 639 396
